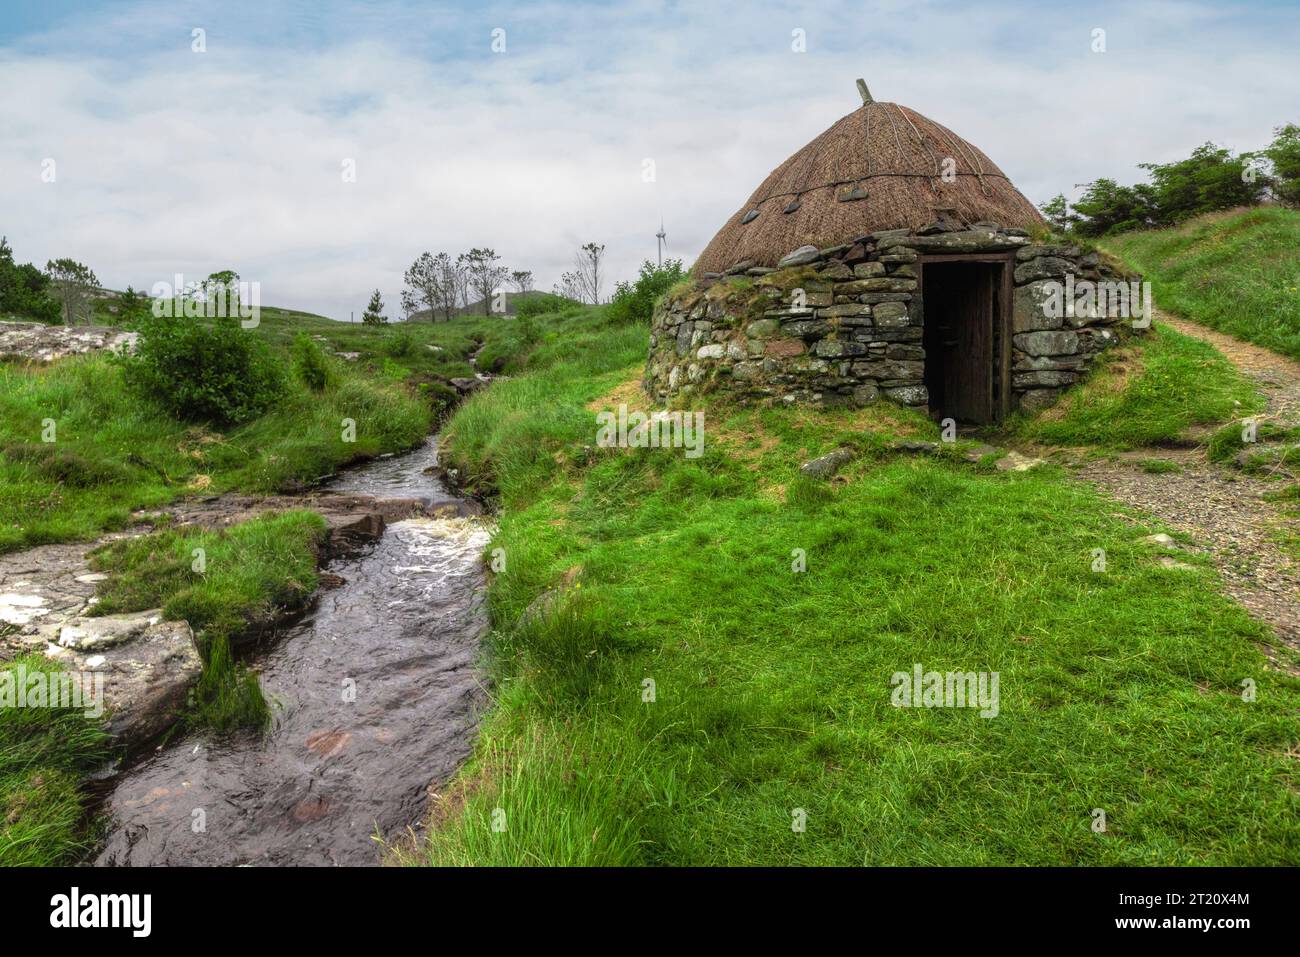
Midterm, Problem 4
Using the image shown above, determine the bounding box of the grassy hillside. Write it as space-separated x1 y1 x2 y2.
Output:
1012 321 1263 448
0 301 551 553
405 302 1299 867
1104 206 1300 359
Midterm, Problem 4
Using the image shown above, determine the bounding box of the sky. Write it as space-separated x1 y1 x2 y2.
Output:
1 0 1297 320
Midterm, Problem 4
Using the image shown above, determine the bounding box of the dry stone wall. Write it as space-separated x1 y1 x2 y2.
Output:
645 223 1140 414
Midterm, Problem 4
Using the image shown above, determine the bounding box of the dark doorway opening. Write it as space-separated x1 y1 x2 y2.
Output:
920 259 1009 425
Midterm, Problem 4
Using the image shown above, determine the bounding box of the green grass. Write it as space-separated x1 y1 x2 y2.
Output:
1009 322 1262 448
0 303 520 864
441 305 651 497
0 651 110 866
1207 420 1300 463
86 510 327 730
1105 206 1300 360
0 303 547 557
0 336 430 554
414 305 1300 866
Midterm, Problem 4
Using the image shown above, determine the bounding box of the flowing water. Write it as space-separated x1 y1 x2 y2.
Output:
327 435 459 504
95 438 492 866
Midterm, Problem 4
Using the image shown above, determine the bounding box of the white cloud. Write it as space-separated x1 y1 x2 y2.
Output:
1 0 1295 319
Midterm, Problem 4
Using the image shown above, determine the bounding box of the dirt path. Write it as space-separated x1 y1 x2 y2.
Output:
1056 311 1300 658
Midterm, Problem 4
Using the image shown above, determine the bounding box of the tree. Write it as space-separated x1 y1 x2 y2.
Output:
461 247 509 316
509 270 534 293
432 252 464 320
361 288 387 324
1070 178 1159 237
1038 194 1078 234
0 237 58 322
1138 142 1266 224
403 252 444 322
1263 123 1300 207
573 242 605 304
453 254 472 314
201 269 241 316
45 258 99 325
553 271 583 301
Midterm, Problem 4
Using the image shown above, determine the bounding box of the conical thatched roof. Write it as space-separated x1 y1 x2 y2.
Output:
694 97 1044 275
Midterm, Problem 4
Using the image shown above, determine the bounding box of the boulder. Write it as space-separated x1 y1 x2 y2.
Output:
800 448 855 479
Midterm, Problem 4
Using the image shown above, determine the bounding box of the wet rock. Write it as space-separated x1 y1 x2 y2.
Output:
78 619 200 747
448 377 485 394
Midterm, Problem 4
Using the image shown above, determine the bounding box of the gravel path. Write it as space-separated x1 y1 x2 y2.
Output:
1056 312 1300 658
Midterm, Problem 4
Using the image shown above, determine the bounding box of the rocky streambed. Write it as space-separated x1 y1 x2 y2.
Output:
1 436 495 866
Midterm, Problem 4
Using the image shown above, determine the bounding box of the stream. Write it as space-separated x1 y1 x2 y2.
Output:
94 437 493 866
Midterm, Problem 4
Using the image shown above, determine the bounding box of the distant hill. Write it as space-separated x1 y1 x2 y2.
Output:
408 290 580 322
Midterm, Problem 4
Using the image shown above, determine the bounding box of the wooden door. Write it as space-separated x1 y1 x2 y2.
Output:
946 265 994 424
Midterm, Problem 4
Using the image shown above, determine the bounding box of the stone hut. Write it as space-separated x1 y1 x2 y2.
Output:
646 82 1140 422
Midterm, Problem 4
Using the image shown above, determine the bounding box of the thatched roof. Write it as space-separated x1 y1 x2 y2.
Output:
694 98 1045 275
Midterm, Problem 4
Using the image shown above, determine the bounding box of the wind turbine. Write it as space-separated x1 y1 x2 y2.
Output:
656 219 667 268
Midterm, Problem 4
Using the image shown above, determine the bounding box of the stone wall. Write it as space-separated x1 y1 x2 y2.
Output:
645 223 1140 415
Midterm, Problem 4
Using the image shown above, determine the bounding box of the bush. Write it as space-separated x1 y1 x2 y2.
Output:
608 259 686 325
291 332 337 391
119 313 287 426
516 314 541 346
381 329 415 358
515 293 569 320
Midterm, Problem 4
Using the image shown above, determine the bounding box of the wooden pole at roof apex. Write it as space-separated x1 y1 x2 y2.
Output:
856 78 873 105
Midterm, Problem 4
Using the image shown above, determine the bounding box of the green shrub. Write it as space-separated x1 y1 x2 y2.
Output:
516 314 541 346
291 332 337 391
515 293 569 320
119 313 287 426
382 329 415 358
608 259 687 325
